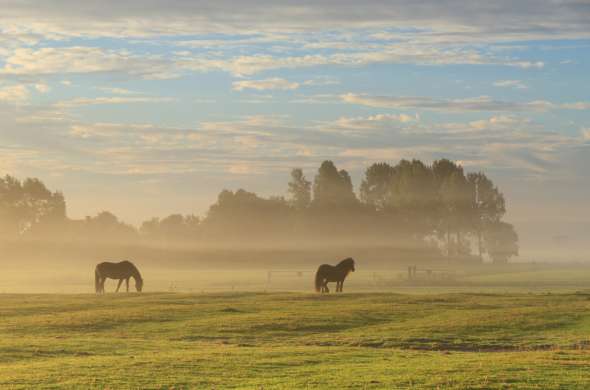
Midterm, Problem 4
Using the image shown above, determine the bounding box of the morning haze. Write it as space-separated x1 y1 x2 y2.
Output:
0 1 589 388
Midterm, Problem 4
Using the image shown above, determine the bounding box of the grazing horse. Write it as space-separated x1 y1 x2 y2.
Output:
315 257 355 293
95 261 143 294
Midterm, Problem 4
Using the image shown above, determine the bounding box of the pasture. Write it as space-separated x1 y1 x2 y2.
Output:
2 291 590 389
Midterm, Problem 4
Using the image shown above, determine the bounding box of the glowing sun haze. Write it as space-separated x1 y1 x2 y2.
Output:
0 0 589 252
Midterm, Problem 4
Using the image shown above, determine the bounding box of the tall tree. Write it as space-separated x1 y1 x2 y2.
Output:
439 170 472 256
287 168 311 210
467 172 506 260
312 161 357 208
484 221 519 264
388 159 437 237
432 160 472 256
0 175 66 237
360 162 396 210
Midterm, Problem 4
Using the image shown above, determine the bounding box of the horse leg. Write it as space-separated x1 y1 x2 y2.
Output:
125 278 129 292
99 278 105 294
115 279 123 292
324 282 330 293
339 280 344 292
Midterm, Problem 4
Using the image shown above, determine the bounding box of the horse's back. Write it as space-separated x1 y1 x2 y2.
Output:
96 261 120 271
95 260 135 278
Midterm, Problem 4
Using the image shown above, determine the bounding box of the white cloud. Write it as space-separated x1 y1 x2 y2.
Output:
0 84 30 102
69 122 155 138
342 93 590 113
302 77 340 86
232 78 299 91
96 87 139 95
468 116 529 130
290 94 340 104
317 113 419 136
511 61 544 69
180 54 329 77
493 80 528 89
227 164 262 175
34 83 50 93
0 47 177 79
178 46 545 77
561 102 590 110
55 96 174 108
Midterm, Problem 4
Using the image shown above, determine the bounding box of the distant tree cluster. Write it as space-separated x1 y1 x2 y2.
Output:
133 158 518 262
0 175 66 237
358 159 514 263
0 158 519 263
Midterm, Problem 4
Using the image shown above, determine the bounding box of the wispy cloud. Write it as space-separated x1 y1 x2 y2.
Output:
318 113 419 135
55 96 175 108
232 78 299 91
493 80 528 89
561 102 590 110
95 87 139 95
34 83 50 93
0 47 177 79
177 47 545 77
342 93 590 112
302 77 340 87
0 84 29 102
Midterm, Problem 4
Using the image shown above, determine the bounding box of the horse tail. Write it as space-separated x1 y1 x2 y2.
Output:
94 267 101 293
314 267 323 293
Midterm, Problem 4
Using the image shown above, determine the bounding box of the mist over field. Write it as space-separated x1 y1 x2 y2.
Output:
0 156 588 294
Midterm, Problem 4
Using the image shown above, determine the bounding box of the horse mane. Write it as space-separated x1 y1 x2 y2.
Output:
337 257 354 268
126 261 142 281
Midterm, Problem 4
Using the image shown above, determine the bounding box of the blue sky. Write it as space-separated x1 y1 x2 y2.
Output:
0 0 589 250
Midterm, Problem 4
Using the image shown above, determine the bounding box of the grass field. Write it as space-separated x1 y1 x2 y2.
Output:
2 291 590 389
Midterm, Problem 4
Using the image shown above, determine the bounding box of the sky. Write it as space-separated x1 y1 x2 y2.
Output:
0 1 589 253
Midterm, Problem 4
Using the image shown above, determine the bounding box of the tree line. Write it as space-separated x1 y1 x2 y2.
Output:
0 159 518 263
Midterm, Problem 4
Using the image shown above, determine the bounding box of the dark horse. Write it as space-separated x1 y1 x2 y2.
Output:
95 260 143 294
315 257 355 293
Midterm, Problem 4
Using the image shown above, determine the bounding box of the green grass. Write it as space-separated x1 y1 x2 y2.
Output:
2 292 590 389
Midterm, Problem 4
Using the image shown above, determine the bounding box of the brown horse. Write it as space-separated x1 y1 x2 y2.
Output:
315 257 355 293
95 261 143 294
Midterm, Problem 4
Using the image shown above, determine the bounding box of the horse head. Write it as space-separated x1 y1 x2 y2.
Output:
135 278 144 292
341 257 355 272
